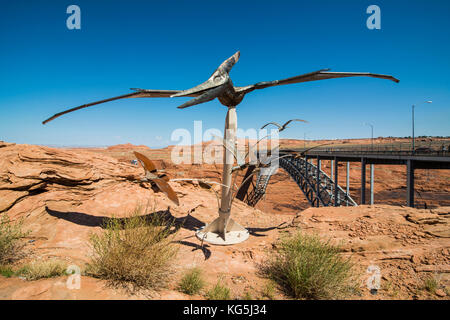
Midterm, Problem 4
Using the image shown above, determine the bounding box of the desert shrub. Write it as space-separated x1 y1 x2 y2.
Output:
261 281 276 299
0 214 29 264
0 265 15 278
260 232 359 300
86 212 178 292
423 276 440 294
242 290 253 300
178 268 205 295
16 259 68 280
206 281 231 300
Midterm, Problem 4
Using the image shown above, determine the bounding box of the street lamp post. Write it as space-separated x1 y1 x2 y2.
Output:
303 131 311 149
364 122 374 151
412 100 432 152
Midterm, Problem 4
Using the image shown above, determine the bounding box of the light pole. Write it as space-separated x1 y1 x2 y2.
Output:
412 100 432 152
363 122 374 151
363 122 375 204
304 131 311 149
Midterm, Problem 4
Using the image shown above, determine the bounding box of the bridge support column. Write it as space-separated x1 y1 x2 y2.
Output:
407 160 415 208
346 162 350 205
305 156 309 179
331 160 334 202
334 157 338 206
361 157 366 204
345 161 350 194
316 156 321 207
370 164 374 205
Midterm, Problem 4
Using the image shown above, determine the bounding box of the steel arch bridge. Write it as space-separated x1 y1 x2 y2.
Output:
236 154 357 208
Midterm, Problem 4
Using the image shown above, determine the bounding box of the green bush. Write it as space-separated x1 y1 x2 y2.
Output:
261 232 359 300
178 268 205 295
86 212 178 292
206 281 231 300
0 214 29 265
0 265 15 278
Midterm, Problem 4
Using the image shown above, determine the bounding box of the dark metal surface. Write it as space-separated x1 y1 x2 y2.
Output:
280 147 450 208
243 155 357 208
284 148 450 169
407 159 415 208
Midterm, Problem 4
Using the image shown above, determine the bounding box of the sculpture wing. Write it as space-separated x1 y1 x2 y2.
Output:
261 122 281 129
134 151 157 173
286 119 308 125
42 89 200 124
236 69 399 94
151 178 180 206
134 151 179 206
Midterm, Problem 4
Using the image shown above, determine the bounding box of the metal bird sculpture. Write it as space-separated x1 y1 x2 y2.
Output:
42 51 399 245
134 151 179 206
42 51 399 124
261 119 308 132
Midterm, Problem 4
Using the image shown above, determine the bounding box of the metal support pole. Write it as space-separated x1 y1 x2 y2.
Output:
346 162 350 205
331 159 334 202
316 156 321 207
196 107 248 244
334 157 338 206
407 159 415 207
412 105 415 152
371 125 374 151
305 155 308 179
370 164 374 205
361 157 366 204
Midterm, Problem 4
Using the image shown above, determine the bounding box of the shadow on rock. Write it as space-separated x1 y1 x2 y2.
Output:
45 206 206 233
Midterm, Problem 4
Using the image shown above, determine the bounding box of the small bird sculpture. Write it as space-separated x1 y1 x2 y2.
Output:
134 151 179 206
260 119 308 132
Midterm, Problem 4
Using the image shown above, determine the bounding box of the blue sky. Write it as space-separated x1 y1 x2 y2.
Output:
0 0 449 147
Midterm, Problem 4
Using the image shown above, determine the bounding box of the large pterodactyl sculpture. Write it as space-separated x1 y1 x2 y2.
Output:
42 51 399 245
42 51 398 125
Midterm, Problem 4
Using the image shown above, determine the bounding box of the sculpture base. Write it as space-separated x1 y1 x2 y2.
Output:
195 216 249 245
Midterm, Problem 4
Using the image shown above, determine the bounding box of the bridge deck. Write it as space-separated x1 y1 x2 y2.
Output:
283 149 450 169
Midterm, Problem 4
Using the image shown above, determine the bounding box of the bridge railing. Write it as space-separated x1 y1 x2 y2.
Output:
288 141 450 157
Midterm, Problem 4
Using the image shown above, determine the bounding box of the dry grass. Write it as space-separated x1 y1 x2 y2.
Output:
260 232 359 300
261 281 276 300
423 276 441 294
178 268 205 295
86 209 178 293
206 281 231 300
16 259 68 280
0 265 15 278
0 214 29 265
242 290 253 300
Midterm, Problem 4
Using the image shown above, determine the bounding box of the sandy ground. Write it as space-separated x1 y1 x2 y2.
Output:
0 139 449 300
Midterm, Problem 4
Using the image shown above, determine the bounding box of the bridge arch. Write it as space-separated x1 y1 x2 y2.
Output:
236 154 357 208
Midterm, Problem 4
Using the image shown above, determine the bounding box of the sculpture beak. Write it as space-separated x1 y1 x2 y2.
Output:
171 51 240 98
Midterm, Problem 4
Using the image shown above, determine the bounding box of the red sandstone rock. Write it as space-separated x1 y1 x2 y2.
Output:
0 142 449 300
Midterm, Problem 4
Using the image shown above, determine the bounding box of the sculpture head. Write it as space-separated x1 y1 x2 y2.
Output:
217 51 240 74
171 51 240 98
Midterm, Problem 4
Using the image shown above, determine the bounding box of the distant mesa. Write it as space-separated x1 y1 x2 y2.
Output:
106 143 150 151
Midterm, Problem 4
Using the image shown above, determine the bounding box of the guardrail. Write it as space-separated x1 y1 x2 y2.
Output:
284 141 450 157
